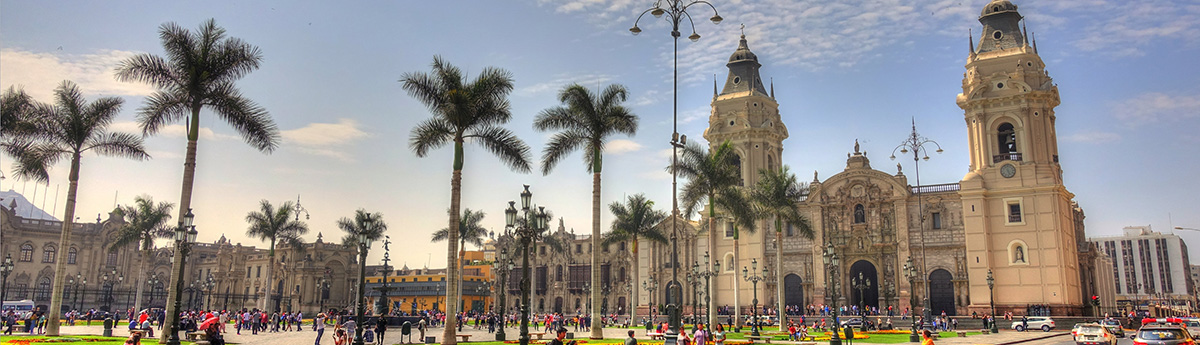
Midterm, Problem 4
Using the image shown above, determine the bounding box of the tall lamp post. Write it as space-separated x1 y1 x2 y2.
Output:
164 208 197 345
101 268 124 311
377 236 393 316
147 273 159 308
629 1 722 340
903 256 919 343
987 269 997 333
890 120 942 325
742 258 767 337
0 254 13 304
203 274 215 310
687 263 702 326
852 272 872 331
696 252 720 331
505 185 551 345
823 243 842 345
68 273 84 311
643 276 659 324
353 228 375 345
491 247 513 341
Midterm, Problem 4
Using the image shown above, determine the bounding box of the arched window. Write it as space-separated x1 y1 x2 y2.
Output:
732 154 743 186
106 252 118 266
36 277 52 300
42 244 57 263
67 247 78 264
725 222 735 238
20 244 34 262
619 267 627 282
786 223 794 237
998 123 1017 153
619 242 626 251
854 204 866 224
556 265 563 282
768 155 776 172
725 253 735 272
575 298 581 311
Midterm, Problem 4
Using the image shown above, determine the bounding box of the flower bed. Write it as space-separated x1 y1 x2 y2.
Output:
864 330 915 334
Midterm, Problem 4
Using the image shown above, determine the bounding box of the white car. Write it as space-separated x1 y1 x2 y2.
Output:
1013 317 1056 332
1074 324 1118 345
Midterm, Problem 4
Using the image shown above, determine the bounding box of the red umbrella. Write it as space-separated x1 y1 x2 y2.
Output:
199 316 221 330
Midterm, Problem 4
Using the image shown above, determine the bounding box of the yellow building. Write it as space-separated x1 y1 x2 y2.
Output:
364 250 494 314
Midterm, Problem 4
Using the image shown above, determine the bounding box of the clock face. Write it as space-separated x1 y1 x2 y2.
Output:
1001 164 1016 178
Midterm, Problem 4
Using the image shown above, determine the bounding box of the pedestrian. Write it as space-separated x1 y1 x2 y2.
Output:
713 324 726 345
375 315 388 345
315 313 327 345
921 329 934 345
549 327 577 345
625 330 638 345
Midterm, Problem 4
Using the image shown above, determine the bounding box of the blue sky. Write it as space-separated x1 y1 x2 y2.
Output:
2 0 1198 268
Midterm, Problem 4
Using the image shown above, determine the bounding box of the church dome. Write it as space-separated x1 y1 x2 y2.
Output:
728 35 758 63
981 0 1018 17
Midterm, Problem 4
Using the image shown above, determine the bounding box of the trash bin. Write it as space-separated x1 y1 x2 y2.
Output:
103 317 114 337
425 336 436 344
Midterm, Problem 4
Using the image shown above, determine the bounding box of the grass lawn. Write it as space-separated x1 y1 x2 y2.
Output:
1 335 197 345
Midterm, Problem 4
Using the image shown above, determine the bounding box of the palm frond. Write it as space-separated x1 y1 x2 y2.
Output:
85 132 150 161
538 129 588 175
465 125 532 173
408 118 454 158
135 90 190 136
207 84 279 152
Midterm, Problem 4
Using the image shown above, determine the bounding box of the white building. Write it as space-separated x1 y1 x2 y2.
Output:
1091 226 1195 309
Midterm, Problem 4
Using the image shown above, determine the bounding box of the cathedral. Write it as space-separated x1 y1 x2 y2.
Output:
640 0 1089 321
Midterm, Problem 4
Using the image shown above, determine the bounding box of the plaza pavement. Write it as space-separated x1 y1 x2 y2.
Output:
45 323 1068 345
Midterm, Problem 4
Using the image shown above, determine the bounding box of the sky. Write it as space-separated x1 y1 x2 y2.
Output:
2 0 1199 268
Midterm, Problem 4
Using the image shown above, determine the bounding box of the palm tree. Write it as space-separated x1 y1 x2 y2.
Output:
9 81 149 335
750 166 813 325
245 200 309 312
116 19 278 340
672 140 741 327
1 86 49 182
109 195 175 314
432 208 491 262
402 56 532 344
601 194 668 326
337 209 388 247
534 83 638 338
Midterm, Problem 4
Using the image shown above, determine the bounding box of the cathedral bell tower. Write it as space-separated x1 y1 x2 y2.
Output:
702 33 789 319
958 0 1083 315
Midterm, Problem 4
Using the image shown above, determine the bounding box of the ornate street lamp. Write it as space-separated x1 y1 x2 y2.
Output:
353 225 375 345
903 256 919 343
643 276 659 323
823 243 842 345
987 269 997 333
165 208 197 345
630 1 722 339
687 263 701 327
506 185 551 345
376 236 393 316
695 252 720 331
890 120 942 325
852 272 872 331
0 254 13 304
102 268 124 311
742 259 768 336
491 247 513 341
147 273 160 307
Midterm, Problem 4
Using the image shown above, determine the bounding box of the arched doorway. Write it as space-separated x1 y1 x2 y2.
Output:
554 297 563 313
784 274 804 311
848 260 879 310
929 269 956 316
617 297 627 315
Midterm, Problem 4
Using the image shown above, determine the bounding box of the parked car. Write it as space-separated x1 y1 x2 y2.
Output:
1099 319 1125 338
839 318 875 330
1074 324 1118 345
1012 317 1056 332
1181 319 1200 337
1132 325 1194 345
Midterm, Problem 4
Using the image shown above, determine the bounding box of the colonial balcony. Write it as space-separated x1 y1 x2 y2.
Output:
993 153 1023 163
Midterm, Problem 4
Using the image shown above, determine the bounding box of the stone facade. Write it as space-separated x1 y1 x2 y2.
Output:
0 199 358 314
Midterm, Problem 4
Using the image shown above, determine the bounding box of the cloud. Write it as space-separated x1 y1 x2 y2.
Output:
1063 130 1121 143
281 118 370 161
0 48 156 100
1069 1 1200 57
1113 92 1200 125
516 73 616 97
604 139 642 155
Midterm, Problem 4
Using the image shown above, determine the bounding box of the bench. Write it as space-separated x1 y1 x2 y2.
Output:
957 331 968 337
647 332 666 340
745 335 773 343
456 334 473 342
530 332 547 340
186 331 209 342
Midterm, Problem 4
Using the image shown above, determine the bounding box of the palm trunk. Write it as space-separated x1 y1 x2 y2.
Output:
732 228 741 331
162 110 200 343
45 152 82 336
775 217 785 325
443 139 464 345
590 171 602 339
263 239 275 312
134 243 151 313
631 238 639 324
707 197 717 328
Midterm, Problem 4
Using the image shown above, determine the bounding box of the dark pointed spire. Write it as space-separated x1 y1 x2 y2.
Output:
714 74 718 97
1032 32 1038 53
1022 20 1030 47
969 28 976 58
770 78 775 98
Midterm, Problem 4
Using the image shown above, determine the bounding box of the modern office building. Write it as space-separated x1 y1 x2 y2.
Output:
1091 226 1195 311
